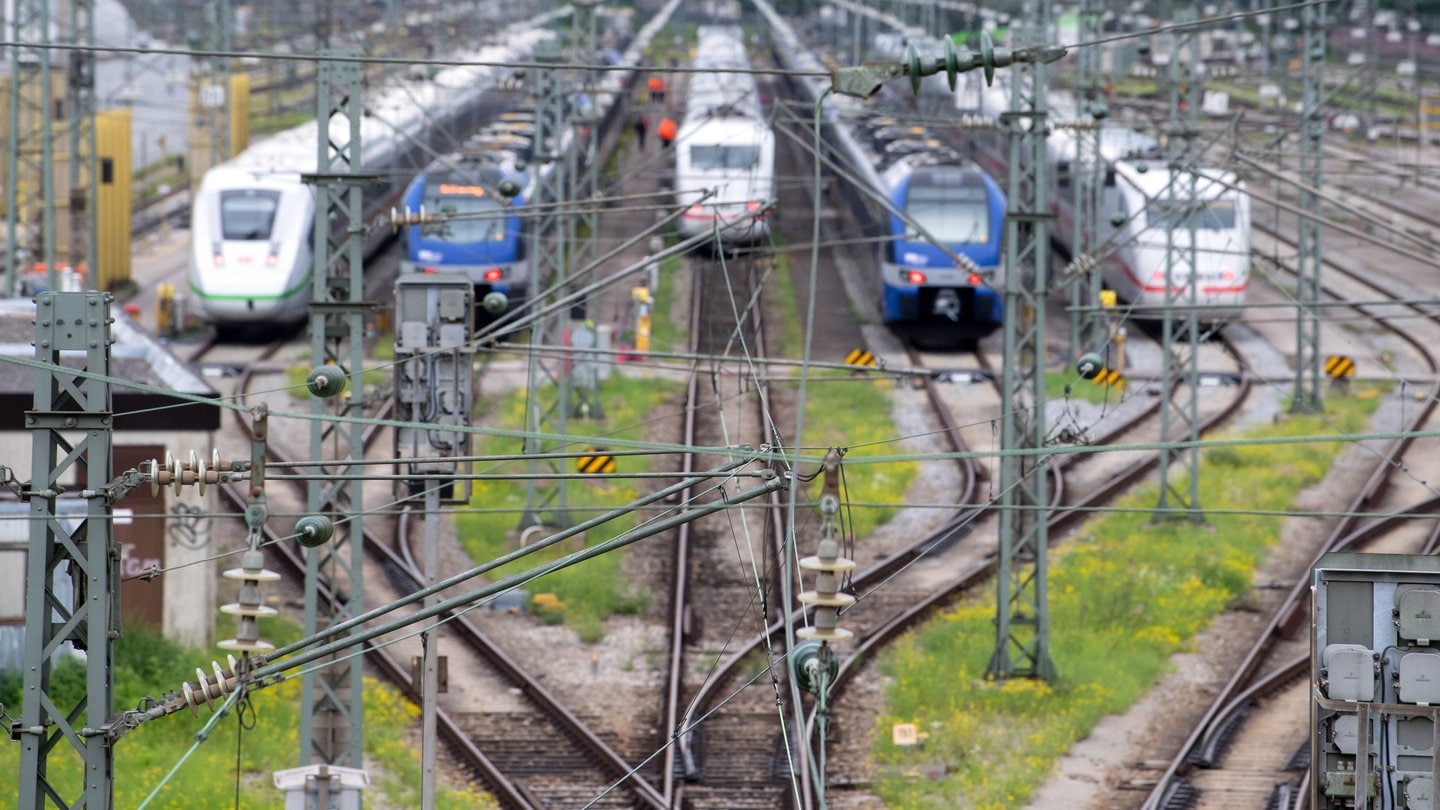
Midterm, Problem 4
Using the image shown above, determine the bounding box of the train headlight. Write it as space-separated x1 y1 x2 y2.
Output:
212 254 225 267
484 267 504 282
904 270 926 285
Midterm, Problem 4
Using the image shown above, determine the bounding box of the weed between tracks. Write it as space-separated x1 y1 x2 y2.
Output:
0 624 488 809
871 386 1385 809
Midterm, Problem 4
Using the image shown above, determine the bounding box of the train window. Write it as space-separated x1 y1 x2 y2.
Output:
906 184 991 244
1146 198 1236 230
419 188 507 244
219 190 282 241
689 144 760 170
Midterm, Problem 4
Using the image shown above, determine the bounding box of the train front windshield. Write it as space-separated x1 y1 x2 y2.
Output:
420 182 507 244
1145 198 1237 231
689 144 760 170
905 177 991 244
220 190 282 241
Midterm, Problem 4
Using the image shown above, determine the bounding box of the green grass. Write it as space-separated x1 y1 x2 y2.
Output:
456 372 682 642
1045 369 1127 406
0 625 491 809
762 250 919 539
870 385 1386 809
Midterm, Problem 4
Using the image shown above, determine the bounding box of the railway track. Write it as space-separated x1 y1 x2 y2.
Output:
227 349 669 807
1141 177 1440 810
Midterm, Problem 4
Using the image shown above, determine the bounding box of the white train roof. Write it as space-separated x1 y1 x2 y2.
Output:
217 27 556 177
1114 159 1242 200
683 25 763 122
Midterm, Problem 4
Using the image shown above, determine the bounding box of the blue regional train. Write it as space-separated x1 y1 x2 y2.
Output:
755 0 1005 347
398 129 533 318
871 131 1006 345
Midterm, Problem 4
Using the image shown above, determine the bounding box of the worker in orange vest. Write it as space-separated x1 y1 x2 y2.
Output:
657 117 677 147
648 75 666 105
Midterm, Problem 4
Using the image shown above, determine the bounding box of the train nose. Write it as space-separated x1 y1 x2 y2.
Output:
932 289 961 322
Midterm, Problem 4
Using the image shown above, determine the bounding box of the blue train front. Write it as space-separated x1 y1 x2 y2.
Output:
399 161 529 319
880 162 1005 347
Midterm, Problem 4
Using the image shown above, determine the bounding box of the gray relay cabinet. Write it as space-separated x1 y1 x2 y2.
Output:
1313 553 1440 809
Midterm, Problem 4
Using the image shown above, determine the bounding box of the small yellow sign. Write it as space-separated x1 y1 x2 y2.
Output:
845 348 877 368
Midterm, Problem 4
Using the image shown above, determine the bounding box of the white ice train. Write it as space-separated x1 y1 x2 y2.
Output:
673 24 775 246
1048 123 1251 320
188 25 558 328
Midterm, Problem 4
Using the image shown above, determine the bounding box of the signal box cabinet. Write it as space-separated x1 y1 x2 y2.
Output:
1313 553 1440 809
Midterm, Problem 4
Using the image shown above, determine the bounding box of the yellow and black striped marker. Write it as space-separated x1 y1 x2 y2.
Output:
1324 355 1356 379
845 348 877 368
577 450 616 475
1091 368 1125 388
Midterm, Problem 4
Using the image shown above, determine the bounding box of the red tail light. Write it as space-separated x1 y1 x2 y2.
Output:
746 200 760 212
967 272 982 286
905 270 926 284
265 254 279 267
212 254 224 267
484 268 503 282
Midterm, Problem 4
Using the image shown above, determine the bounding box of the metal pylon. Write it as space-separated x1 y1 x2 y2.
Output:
18 292 118 809
987 3 1056 683
519 36 572 529
1290 0 1327 414
1068 0 1108 358
6 0 57 297
1153 11 1206 524
201 0 234 172
65 0 98 290
300 51 369 768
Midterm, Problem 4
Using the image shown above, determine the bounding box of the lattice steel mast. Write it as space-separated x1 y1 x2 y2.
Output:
987 1 1056 682
65 0 98 290
1068 0 1108 358
519 35 572 530
17 292 119 809
1152 11 1206 524
6 0 57 297
1291 0 1327 414
299 51 370 768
